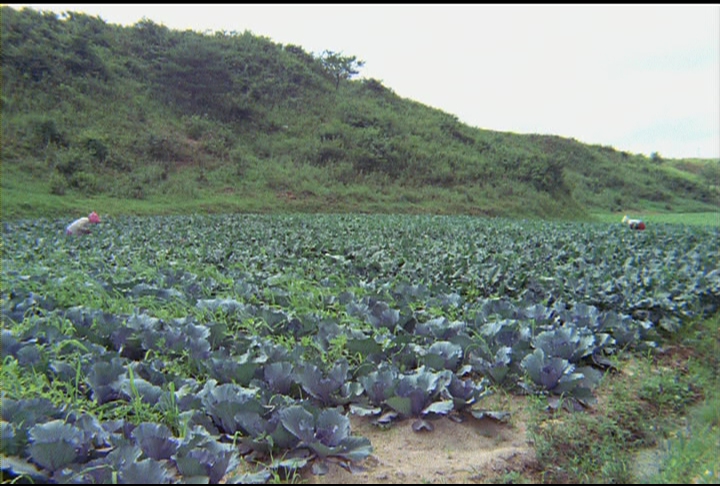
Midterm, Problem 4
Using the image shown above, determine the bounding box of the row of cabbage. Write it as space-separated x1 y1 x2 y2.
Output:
2 214 718 482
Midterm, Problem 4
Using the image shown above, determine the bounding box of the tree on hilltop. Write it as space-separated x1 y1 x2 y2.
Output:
319 50 365 91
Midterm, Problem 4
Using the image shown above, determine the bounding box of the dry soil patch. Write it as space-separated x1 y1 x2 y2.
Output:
301 411 534 484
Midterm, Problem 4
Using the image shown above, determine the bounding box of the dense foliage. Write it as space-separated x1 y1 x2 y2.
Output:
2 5 718 220
2 214 718 482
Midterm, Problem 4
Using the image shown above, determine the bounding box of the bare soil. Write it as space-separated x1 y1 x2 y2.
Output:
301 401 537 484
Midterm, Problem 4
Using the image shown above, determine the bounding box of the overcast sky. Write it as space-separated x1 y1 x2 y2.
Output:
8 4 720 159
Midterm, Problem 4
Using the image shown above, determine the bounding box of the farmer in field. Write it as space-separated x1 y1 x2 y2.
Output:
622 214 645 230
66 211 101 235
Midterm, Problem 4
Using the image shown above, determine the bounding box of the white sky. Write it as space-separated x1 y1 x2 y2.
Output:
7 4 720 159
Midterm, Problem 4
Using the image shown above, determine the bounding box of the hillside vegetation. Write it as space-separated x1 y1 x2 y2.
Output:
2 6 718 220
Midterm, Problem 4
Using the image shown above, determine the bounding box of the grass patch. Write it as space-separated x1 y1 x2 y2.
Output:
591 211 719 226
641 314 720 484
642 396 720 485
524 313 720 484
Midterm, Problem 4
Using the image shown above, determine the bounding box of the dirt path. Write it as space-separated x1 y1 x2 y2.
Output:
301 410 536 484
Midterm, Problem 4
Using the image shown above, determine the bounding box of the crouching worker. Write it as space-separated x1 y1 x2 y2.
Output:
622 214 645 230
66 211 101 235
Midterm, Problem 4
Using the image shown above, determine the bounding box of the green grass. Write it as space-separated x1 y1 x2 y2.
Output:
521 313 720 484
641 314 720 484
591 211 719 226
526 375 640 483
642 397 720 485
2 161 591 221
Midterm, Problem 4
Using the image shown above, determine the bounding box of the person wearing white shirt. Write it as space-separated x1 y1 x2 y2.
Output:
66 211 101 235
622 214 645 230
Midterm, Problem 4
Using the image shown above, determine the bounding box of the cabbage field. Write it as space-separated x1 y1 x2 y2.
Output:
2 214 719 483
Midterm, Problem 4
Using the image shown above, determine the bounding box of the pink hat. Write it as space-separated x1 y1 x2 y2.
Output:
88 212 100 223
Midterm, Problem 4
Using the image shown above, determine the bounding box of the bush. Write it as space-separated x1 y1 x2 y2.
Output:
201 132 232 158
70 170 103 195
105 175 140 199
49 171 67 195
163 178 198 199
362 78 389 94
54 147 92 177
229 146 258 177
699 163 720 188
183 114 212 140
33 117 66 149
144 133 182 162
83 136 109 163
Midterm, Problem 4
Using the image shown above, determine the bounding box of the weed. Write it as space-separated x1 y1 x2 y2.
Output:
644 421 720 484
158 382 188 438
638 370 697 413
693 395 720 428
495 470 531 484
528 401 633 483
266 452 306 485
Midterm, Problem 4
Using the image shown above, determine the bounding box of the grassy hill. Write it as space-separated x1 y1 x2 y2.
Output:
1 6 718 221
